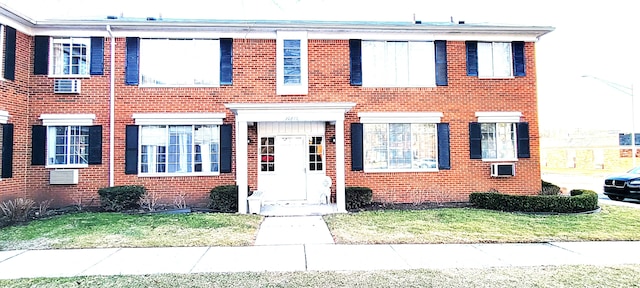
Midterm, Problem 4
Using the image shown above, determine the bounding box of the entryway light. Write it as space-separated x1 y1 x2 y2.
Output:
331 136 336 144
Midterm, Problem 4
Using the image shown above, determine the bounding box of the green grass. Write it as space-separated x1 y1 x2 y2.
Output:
0 212 262 250
1 265 639 287
325 204 640 244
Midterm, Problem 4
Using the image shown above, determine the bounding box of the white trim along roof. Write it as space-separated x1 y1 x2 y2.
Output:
0 4 554 41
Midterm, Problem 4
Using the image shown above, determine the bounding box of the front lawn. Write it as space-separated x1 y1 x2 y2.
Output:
2 265 639 288
325 204 640 244
0 212 262 250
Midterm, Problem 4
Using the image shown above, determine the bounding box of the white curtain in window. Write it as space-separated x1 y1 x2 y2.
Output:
408 41 435 87
168 126 192 173
140 39 219 86
363 41 434 87
141 126 166 173
496 123 516 159
477 42 493 77
362 41 385 87
478 42 512 77
195 125 218 173
492 42 512 77
388 42 408 87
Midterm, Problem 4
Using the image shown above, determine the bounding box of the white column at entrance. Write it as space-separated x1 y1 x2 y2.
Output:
236 120 249 214
335 118 346 212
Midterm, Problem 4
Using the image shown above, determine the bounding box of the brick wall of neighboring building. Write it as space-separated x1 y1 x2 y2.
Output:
0 30 31 203
15 36 541 207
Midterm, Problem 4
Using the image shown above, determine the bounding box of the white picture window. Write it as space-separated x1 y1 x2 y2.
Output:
140 125 220 175
481 122 517 160
47 126 89 166
477 42 513 78
363 123 437 171
139 39 220 87
276 31 308 95
50 37 90 76
362 41 435 87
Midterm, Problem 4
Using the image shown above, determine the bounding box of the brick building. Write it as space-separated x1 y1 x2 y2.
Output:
0 6 553 213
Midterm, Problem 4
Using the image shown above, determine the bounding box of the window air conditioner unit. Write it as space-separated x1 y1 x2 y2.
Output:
53 79 81 94
50 169 79 185
490 163 515 177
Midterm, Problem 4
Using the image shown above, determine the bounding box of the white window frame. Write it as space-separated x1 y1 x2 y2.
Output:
0 110 8 179
362 40 435 88
477 42 513 79
359 112 442 173
133 113 225 177
139 38 220 87
476 112 521 161
276 31 308 95
39 114 95 168
48 37 91 78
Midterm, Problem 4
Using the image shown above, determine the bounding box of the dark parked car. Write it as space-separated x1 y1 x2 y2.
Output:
604 166 640 201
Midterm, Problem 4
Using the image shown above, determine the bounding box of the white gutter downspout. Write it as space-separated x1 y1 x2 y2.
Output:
106 25 115 187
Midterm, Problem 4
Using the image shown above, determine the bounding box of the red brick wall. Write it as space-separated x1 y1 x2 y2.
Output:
21 37 541 207
0 30 30 203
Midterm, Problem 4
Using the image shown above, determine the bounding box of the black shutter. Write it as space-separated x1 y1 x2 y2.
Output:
469 122 482 159
434 40 448 86
34 36 49 75
220 38 233 85
349 39 362 86
220 124 232 173
125 37 140 85
437 123 450 170
3 26 16 80
517 122 530 158
466 41 478 76
2 124 14 178
512 41 525 77
88 125 102 164
31 125 46 165
90 37 104 75
350 123 363 171
125 125 138 174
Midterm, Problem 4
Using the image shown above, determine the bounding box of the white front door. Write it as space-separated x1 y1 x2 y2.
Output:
275 135 307 201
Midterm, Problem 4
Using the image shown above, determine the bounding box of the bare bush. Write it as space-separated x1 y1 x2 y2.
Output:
139 191 160 212
173 193 188 209
0 198 36 222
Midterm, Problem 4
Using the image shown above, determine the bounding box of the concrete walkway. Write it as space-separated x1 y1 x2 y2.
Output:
1 216 640 279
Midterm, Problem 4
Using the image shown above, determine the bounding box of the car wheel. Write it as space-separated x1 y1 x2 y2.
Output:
607 195 625 201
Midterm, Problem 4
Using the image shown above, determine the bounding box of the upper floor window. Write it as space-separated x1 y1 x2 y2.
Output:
478 42 512 78
466 41 525 78
361 41 435 87
50 37 90 76
139 39 220 87
276 31 308 95
283 40 301 85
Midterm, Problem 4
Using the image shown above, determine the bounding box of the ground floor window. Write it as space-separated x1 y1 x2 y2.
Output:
260 137 275 172
47 126 89 166
140 125 220 174
481 122 516 160
308 136 323 171
363 123 437 171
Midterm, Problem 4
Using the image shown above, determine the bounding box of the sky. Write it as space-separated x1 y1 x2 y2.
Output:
1 0 638 131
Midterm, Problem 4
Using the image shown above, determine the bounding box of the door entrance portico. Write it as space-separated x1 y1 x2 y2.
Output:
225 102 356 214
